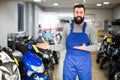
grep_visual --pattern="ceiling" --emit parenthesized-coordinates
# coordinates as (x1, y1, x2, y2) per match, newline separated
(30, 0, 120, 9)
(3, 0, 120, 9)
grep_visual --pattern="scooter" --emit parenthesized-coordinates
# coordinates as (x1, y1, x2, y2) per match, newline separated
(0, 46, 21, 80)
(22, 44, 51, 80)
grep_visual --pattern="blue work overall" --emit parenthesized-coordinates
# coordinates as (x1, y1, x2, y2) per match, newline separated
(63, 22, 92, 80)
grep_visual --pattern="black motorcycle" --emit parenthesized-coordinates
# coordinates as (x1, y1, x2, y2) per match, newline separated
(107, 35, 120, 80)
(96, 36, 111, 69)
(108, 48, 120, 80)
(96, 36, 108, 63)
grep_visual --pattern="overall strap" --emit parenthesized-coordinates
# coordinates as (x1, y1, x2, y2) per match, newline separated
(82, 22, 87, 33)
(70, 21, 74, 32)
(70, 21, 87, 33)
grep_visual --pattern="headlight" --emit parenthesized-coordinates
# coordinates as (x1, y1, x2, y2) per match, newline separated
(27, 70, 33, 77)
(31, 64, 44, 73)
(43, 54, 49, 58)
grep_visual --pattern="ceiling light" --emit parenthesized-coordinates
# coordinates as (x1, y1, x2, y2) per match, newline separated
(33, 0, 42, 2)
(53, 3, 59, 6)
(75, 3, 79, 5)
(103, 2, 110, 5)
(59, 13, 64, 17)
(83, 0, 86, 4)
(96, 3, 102, 6)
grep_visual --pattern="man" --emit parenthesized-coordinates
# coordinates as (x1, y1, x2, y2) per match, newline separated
(49, 4, 98, 80)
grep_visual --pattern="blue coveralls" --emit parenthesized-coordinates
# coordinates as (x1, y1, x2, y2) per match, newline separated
(63, 22, 92, 80)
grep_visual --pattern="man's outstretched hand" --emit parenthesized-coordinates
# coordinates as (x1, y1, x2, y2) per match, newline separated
(73, 43, 87, 50)
(36, 42, 50, 50)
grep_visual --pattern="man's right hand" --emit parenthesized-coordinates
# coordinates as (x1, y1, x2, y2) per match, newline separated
(36, 43, 50, 49)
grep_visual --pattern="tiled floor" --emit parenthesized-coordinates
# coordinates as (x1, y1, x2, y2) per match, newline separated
(53, 50, 109, 80)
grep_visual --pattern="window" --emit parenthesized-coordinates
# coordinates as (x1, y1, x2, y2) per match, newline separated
(18, 3, 24, 32)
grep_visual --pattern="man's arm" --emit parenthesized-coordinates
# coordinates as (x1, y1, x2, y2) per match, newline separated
(50, 24, 68, 51)
(87, 25, 98, 51)
(74, 24, 98, 51)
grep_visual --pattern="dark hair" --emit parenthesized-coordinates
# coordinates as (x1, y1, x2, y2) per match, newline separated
(73, 4, 85, 12)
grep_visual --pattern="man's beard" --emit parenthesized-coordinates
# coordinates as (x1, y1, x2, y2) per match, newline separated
(74, 16, 84, 25)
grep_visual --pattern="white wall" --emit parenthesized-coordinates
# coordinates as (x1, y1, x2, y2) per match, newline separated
(25, 2, 43, 39)
(113, 5, 120, 19)
(0, 1, 27, 47)
(39, 12, 62, 28)
(34, 5, 43, 38)
(86, 9, 113, 29)
(41, 8, 113, 30)
(0, 1, 18, 47)
(25, 2, 34, 36)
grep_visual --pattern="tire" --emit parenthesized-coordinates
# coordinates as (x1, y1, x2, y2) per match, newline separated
(96, 57, 100, 63)
(96, 52, 102, 63)
(99, 58, 106, 69)
(113, 71, 120, 80)
(47, 67, 53, 80)
(108, 62, 120, 80)
(108, 64, 112, 80)
(18, 61, 25, 80)
(96, 43, 105, 63)
(51, 60, 54, 70)
(57, 51, 60, 59)
(53, 51, 59, 64)
(109, 71, 120, 80)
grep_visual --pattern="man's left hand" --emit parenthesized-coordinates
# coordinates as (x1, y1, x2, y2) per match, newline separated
(73, 43, 87, 50)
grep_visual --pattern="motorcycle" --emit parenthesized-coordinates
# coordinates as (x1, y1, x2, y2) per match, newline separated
(36, 35, 60, 65)
(96, 36, 108, 63)
(0, 46, 21, 80)
(7, 33, 27, 79)
(32, 44, 53, 80)
(108, 48, 120, 80)
(22, 44, 51, 80)
(96, 36, 111, 69)
(107, 35, 120, 80)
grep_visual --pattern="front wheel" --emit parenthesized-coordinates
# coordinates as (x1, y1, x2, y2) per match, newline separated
(53, 51, 59, 64)
(96, 52, 102, 63)
(114, 71, 120, 80)
(109, 68, 120, 80)
(99, 58, 107, 69)
(46, 67, 53, 80)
